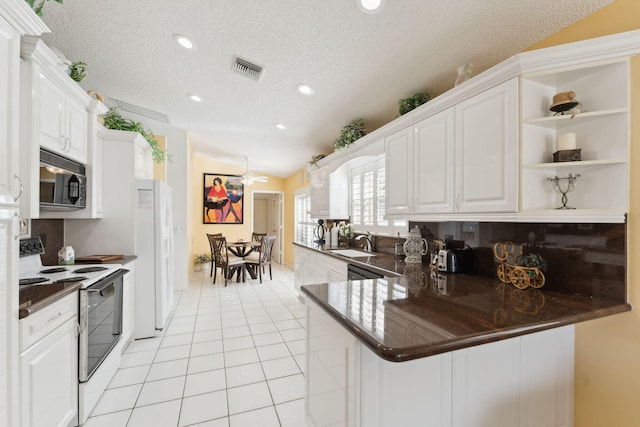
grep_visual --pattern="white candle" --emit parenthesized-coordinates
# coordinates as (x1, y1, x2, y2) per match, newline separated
(557, 132, 577, 151)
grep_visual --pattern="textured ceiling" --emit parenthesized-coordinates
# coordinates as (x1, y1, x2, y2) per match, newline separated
(39, 0, 613, 178)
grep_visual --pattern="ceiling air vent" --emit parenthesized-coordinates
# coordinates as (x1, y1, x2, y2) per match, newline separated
(232, 56, 264, 81)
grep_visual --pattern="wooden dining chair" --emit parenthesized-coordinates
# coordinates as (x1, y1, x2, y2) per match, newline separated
(210, 236, 245, 286)
(251, 232, 267, 243)
(245, 235, 276, 283)
(206, 233, 223, 277)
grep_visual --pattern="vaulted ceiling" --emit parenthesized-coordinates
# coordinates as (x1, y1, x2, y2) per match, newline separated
(39, 0, 613, 177)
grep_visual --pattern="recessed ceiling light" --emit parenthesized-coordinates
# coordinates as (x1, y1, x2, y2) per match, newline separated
(188, 94, 202, 102)
(174, 34, 195, 50)
(358, 0, 385, 13)
(296, 84, 314, 95)
(275, 123, 287, 130)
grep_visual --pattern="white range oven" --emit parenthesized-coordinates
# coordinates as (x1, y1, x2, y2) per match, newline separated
(19, 237, 128, 425)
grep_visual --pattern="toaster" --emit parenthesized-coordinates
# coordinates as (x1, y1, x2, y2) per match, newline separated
(437, 247, 475, 274)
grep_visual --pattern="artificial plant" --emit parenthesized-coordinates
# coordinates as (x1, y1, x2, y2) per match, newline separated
(25, 0, 63, 16)
(333, 119, 367, 151)
(102, 107, 171, 163)
(399, 93, 431, 115)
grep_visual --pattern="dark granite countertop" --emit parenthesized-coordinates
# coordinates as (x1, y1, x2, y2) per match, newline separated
(293, 241, 405, 277)
(302, 275, 630, 362)
(19, 283, 81, 319)
(298, 242, 631, 362)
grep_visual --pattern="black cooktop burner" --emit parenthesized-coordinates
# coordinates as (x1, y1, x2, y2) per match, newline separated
(54, 276, 88, 284)
(74, 266, 108, 273)
(40, 267, 68, 274)
(19, 277, 49, 286)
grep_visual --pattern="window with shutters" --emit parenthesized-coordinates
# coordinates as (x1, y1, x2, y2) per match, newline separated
(294, 189, 315, 245)
(349, 155, 406, 235)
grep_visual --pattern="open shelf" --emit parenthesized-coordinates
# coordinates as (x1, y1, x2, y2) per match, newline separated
(522, 159, 627, 169)
(523, 108, 627, 127)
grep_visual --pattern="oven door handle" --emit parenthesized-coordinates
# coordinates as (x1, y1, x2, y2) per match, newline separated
(85, 269, 129, 293)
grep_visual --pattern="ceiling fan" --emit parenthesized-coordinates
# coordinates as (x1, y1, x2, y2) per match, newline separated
(241, 156, 268, 185)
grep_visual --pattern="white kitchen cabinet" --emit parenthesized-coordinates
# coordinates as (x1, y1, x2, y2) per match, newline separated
(454, 77, 518, 213)
(386, 79, 517, 217)
(39, 72, 88, 163)
(384, 126, 413, 215)
(20, 292, 78, 427)
(0, 15, 21, 201)
(309, 165, 329, 219)
(0, 198, 21, 427)
(294, 246, 348, 297)
(306, 297, 574, 427)
(386, 108, 455, 215)
(20, 39, 94, 220)
(306, 298, 360, 427)
(520, 59, 628, 218)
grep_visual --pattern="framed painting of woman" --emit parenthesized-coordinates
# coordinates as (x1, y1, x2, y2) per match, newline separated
(203, 173, 244, 224)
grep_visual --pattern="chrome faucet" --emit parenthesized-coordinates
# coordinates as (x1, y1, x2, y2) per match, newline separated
(356, 232, 373, 253)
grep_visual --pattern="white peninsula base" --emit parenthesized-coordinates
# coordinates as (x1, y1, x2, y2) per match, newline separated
(305, 298, 574, 427)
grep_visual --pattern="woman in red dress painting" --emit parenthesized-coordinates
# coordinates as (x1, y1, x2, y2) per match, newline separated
(206, 177, 229, 222)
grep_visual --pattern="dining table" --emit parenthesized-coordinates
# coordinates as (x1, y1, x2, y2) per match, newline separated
(227, 240, 261, 280)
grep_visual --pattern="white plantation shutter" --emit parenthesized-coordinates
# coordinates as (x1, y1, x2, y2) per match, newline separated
(294, 189, 314, 245)
(351, 173, 362, 226)
(348, 155, 406, 235)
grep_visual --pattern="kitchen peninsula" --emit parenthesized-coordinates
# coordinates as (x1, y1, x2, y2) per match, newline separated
(301, 253, 629, 426)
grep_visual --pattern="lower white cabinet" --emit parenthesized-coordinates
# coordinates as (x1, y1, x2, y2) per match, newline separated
(294, 246, 348, 296)
(20, 292, 78, 427)
(306, 298, 574, 427)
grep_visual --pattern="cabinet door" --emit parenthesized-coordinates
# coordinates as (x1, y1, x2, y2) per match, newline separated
(306, 299, 360, 427)
(39, 73, 66, 155)
(451, 336, 521, 427)
(455, 78, 518, 213)
(413, 108, 455, 213)
(20, 317, 78, 427)
(309, 166, 329, 218)
(385, 126, 413, 215)
(0, 17, 20, 198)
(64, 98, 88, 163)
(0, 205, 20, 427)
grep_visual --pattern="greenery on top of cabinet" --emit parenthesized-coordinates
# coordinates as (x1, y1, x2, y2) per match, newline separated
(333, 119, 367, 151)
(102, 108, 171, 163)
(25, 0, 62, 16)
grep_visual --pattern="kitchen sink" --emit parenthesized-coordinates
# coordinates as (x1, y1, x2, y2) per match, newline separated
(329, 249, 377, 258)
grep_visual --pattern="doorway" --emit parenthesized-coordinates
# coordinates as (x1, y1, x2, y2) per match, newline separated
(251, 191, 284, 264)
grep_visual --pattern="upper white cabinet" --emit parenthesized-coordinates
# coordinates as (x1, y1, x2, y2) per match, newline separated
(520, 60, 629, 216)
(20, 39, 96, 219)
(0, 15, 21, 200)
(386, 78, 517, 217)
(309, 165, 329, 219)
(454, 78, 518, 213)
(386, 108, 455, 215)
(39, 72, 88, 163)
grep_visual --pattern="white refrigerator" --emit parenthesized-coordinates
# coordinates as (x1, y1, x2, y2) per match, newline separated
(66, 177, 175, 339)
(134, 179, 174, 338)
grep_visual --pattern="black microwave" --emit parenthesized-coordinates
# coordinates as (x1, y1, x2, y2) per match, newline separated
(39, 148, 87, 210)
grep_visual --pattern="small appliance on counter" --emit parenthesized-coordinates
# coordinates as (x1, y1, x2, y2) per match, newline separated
(437, 239, 475, 274)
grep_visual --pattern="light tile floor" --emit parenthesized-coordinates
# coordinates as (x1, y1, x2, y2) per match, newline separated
(84, 263, 309, 427)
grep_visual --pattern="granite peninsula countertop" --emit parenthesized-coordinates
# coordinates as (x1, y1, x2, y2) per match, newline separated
(296, 242, 631, 362)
